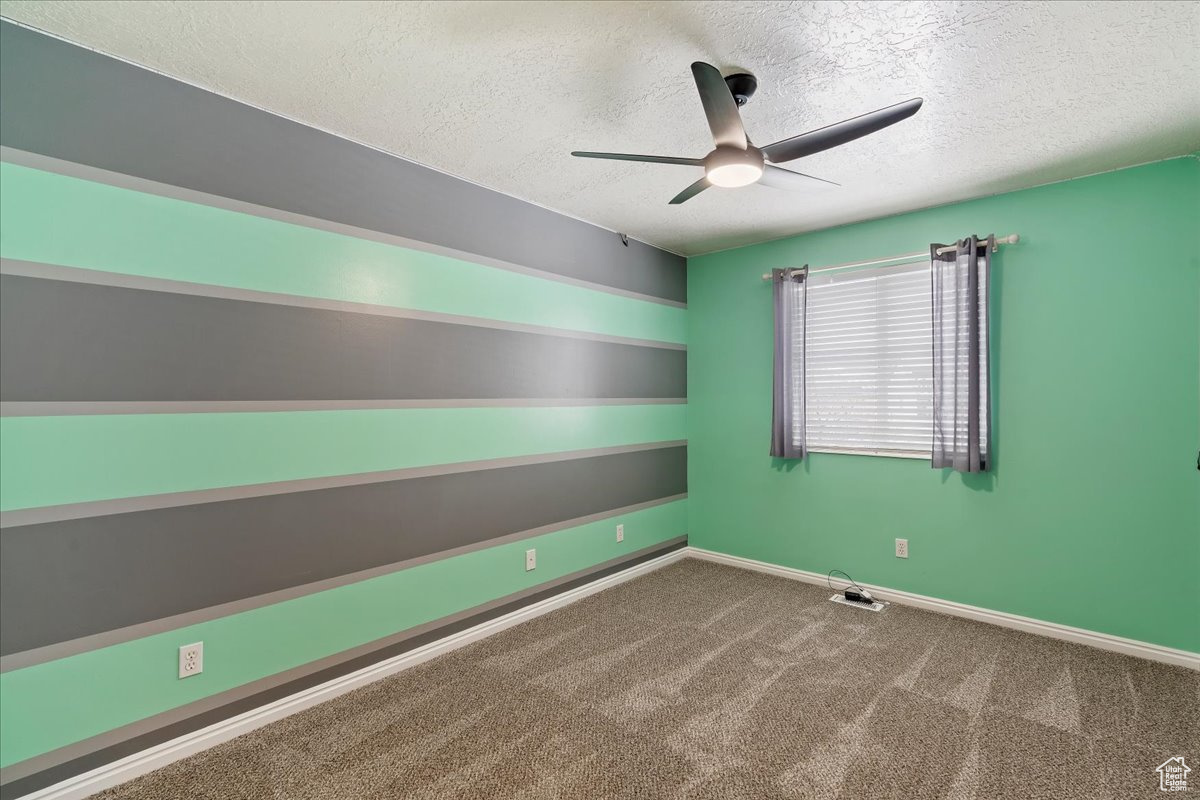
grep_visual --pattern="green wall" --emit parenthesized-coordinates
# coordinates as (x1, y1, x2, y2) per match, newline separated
(0, 161, 687, 775)
(0, 406, 685, 511)
(687, 157, 1200, 652)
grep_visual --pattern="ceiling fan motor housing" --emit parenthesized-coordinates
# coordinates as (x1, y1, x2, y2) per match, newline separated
(724, 72, 758, 106)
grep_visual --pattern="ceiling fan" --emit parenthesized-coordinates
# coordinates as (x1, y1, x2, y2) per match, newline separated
(571, 62, 922, 205)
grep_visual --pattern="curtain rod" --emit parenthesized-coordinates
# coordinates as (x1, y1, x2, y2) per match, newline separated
(760, 233, 1020, 281)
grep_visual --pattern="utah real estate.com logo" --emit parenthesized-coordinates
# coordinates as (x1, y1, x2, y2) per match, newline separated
(1157, 757, 1191, 792)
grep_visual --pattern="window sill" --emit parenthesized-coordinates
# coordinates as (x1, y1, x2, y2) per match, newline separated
(808, 447, 928, 460)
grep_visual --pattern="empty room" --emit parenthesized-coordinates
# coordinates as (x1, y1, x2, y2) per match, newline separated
(0, 1, 1196, 798)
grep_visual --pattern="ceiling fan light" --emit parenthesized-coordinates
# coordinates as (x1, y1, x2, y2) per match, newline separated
(704, 146, 765, 188)
(706, 162, 763, 188)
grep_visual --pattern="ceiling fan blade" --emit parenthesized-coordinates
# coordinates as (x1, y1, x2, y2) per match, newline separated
(762, 97, 923, 163)
(571, 151, 704, 166)
(690, 62, 747, 149)
(757, 164, 840, 190)
(669, 176, 711, 205)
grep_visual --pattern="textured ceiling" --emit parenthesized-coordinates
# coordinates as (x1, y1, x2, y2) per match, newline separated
(2, 1, 1198, 256)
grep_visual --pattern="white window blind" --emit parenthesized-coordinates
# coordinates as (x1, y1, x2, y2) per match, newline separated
(800, 260, 933, 456)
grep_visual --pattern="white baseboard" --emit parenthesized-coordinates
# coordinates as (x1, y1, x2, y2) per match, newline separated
(686, 546, 1200, 671)
(17, 548, 686, 800)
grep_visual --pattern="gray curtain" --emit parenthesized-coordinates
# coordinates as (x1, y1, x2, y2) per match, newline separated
(770, 266, 808, 459)
(930, 236, 992, 472)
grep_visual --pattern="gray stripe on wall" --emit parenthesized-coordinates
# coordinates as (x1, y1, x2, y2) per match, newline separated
(0, 398, 687, 416)
(0, 260, 686, 352)
(0, 273, 686, 402)
(0, 492, 688, 672)
(0, 22, 686, 302)
(0, 440, 687, 528)
(1, 445, 687, 658)
(0, 146, 687, 310)
(0, 539, 686, 793)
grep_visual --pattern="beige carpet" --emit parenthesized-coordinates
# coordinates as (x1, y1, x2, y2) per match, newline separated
(95, 559, 1198, 799)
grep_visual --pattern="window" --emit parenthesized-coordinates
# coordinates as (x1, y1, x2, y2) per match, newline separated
(801, 261, 932, 456)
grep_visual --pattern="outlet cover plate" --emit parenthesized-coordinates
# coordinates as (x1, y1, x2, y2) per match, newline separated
(178, 642, 203, 678)
(895, 538, 909, 559)
(616, 524, 624, 542)
(525, 548, 536, 571)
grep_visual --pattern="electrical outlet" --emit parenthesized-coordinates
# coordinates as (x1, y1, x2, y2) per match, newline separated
(616, 524, 624, 543)
(178, 642, 203, 678)
(895, 538, 909, 559)
(525, 548, 536, 571)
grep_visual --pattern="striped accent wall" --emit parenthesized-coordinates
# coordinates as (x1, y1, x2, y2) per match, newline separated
(0, 21, 687, 798)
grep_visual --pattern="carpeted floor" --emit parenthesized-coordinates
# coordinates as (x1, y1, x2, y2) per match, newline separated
(95, 559, 1198, 799)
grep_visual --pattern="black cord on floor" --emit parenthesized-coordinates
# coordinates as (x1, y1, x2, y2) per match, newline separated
(826, 569, 865, 595)
(826, 569, 887, 607)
